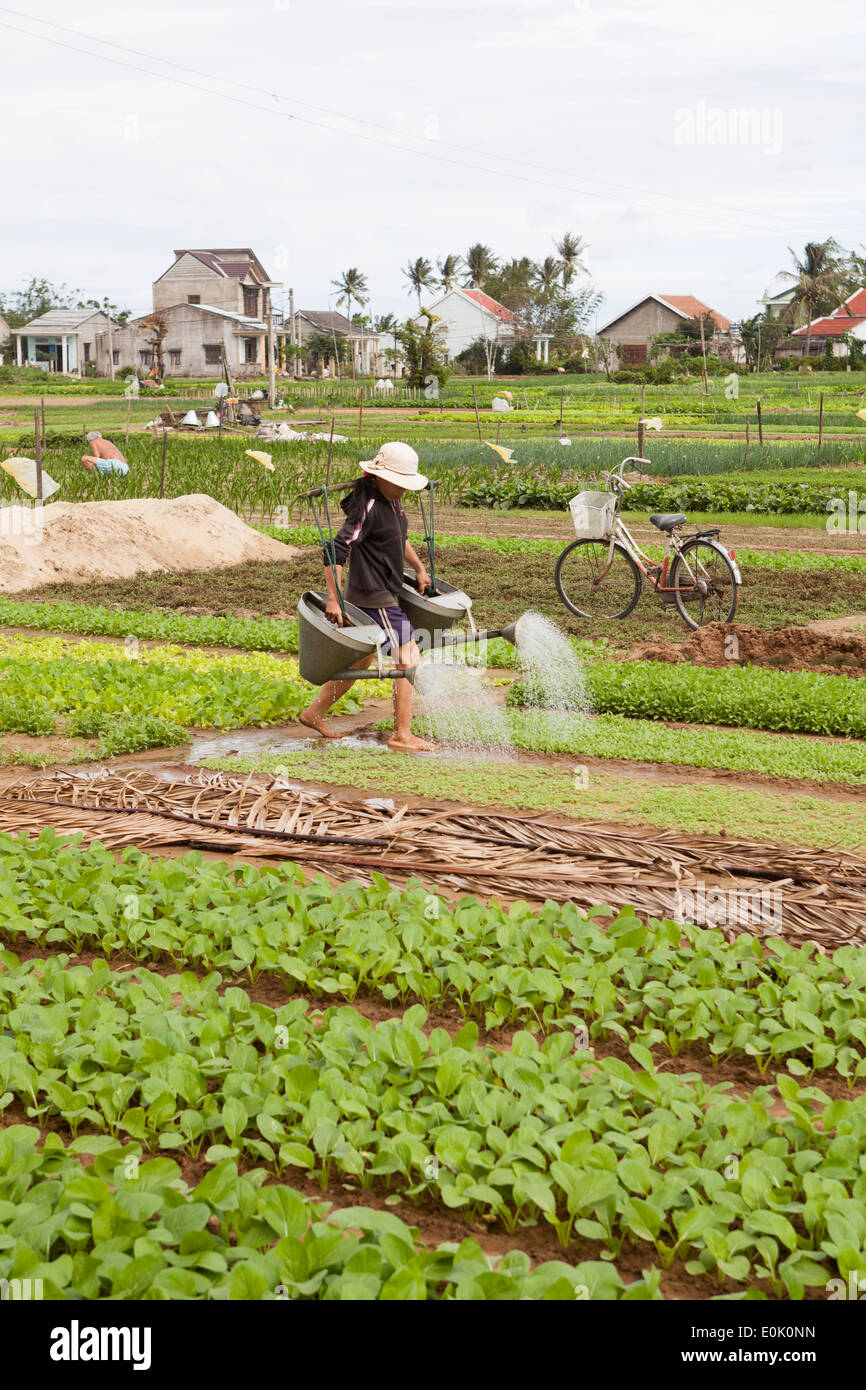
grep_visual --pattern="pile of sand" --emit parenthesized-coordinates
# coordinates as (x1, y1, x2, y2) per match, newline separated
(0, 494, 301, 592)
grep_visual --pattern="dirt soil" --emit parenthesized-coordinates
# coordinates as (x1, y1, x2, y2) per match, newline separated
(0, 493, 300, 591)
(629, 620, 866, 677)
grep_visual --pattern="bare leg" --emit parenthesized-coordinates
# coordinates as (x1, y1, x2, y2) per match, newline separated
(299, 653, 375, 737)
(387, 641, 431, 753)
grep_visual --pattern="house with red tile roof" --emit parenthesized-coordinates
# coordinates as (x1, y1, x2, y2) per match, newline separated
(596, 293, 735, 368)
(792, 288, 866, 356)
(415, 286, 516, 362)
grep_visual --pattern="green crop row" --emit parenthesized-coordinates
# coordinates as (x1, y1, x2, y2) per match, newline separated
(556, 659, 866, 739)
(1, 1126, 642, 1301)
(0, 596, 300, 654)
(4, 830, 866, 1077)
(2, 950, 864, 1297)
(459, 473, 863, 515)
(5, 432, 863, 516)
(407, 709, 866, 785)
(0, 633, 366, 747)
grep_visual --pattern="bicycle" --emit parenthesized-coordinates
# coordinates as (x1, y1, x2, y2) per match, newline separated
(555, 457, 741, 631)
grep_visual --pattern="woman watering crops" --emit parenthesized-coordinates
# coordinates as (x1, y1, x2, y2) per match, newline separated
(298, 442, 433, 753)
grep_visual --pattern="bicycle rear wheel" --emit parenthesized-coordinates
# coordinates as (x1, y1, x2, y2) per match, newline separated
(555, 539, 642, 620)
(670, 538, 739, 629)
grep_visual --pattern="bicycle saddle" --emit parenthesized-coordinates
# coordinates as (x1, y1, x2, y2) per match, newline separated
(649, 513, 687, 532)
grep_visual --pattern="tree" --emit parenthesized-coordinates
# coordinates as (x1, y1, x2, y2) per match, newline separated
(436, 254, 464, 292)
(374, 313, 400, 374)
(738, 313, 790, 371)
(0, 276, 80, 329)
(483, 257, 536, 318)
(331, 268, 368, 379)
(306, 330, 349, 373)
(78, 295, 131, 326)
(463, 244, 499, 289)
(403, 257, 435, 309)
(532, 256, 562, 296)
(138, 313, 168, 383)
(778, 239, 843, 359)
(397, 311, 449, 390)
(555, 232, 589, 289)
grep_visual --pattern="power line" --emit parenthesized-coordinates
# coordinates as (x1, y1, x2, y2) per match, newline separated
(0, 5, 789, 227)
(0, 9, 785, 231)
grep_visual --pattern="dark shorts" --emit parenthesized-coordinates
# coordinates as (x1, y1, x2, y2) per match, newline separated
(358, 604, 415, 656)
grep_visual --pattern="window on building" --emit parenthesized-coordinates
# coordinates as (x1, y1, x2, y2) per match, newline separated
(188, 295, 200, 305)
(243, 337, 257, 364)
(204, 344, 223, 365)
(139, 350, 152, 366)
(169, 350, 182, 368)
(112, 350, 119, 366)
(83, 343, 92, 362)
(243, 288, 258, 316)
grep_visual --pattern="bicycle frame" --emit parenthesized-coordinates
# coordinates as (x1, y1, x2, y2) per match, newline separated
(596, 460, 739, 596)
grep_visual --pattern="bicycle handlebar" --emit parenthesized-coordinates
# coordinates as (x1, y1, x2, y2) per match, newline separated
(604, 456, 653, 493)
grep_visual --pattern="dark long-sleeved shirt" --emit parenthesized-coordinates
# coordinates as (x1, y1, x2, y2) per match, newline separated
(327, 476, 408, 607)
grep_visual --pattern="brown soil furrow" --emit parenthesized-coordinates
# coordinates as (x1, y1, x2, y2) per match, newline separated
(5, 935, 863, 1101)
(0, 1103, 820, 1301)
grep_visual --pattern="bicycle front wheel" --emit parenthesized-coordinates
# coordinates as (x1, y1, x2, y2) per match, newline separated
(670, 538, 739, 629)
(555, 539, 642, 620)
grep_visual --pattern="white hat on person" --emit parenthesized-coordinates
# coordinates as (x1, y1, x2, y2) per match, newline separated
(360, 441, 428, 491)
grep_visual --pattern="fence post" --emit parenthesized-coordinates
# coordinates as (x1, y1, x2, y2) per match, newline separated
(471, 385, 483, 442)
(34, 409, 43, 501)
(818, 390, 824, 453)
(159, 427, 167, 498)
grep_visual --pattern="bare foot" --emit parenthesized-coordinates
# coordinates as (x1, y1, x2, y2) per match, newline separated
(299, 710, 344, 739)
(387, 732, 433, 753)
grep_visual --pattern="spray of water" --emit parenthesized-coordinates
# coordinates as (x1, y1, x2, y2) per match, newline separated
(513, 611, 591, 715)
(414, 644, 514, 758)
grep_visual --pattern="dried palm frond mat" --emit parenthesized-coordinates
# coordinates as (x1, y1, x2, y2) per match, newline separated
(1, 769, 865, 948)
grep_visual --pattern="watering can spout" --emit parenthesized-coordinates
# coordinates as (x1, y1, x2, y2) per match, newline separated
(498, 616, 522, 648)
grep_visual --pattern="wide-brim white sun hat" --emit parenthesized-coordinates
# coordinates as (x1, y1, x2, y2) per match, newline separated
(360, 441, 428, 491)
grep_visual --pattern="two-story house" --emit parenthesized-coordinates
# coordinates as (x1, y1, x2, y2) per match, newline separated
(102, 249, 282, 378)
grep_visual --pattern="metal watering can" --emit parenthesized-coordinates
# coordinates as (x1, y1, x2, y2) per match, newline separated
(295, 475, 521, 687)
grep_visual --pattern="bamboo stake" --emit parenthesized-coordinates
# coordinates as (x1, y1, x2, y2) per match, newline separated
(358, 386, 364, 442)
(159, 427, 167, 498)
(40, 395, 46, 449)
(818, 390, 824, 454)
(756, 398, 763, 445)
(34, 409, 43, 502)
(471, 385, 483, 441)
(125, 393, 131, 444)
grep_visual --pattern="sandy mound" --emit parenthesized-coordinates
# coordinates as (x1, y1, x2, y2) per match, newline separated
(0, 494, 300, 592)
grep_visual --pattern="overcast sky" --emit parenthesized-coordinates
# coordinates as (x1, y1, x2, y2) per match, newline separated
(1, 0, 863, 327)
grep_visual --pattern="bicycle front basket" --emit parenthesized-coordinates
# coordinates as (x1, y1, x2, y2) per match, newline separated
(569, 490, 616, 540)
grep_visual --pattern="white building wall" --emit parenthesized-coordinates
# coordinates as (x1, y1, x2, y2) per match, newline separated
(417, 290, 514, 360)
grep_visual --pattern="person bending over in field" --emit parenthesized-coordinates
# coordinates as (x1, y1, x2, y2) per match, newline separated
(299, 441, 432, 753)
(81, 431, 130, 477)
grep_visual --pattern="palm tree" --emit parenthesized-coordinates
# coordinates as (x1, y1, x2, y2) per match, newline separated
(463, 243, 499, 289)
(437, 254, 464, 292)
(555, 232, 589, 290)
(403, 257, 435, 308)
(330, 267, 369, 378)
(778, 239, 842, 359)
(331, 267, 369, 325)
(533, 256, 562, 295)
